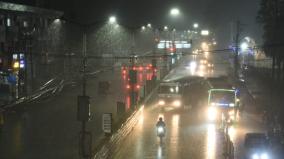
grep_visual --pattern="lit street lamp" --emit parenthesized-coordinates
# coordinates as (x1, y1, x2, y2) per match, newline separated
(109, 16, 116, 24)
(193, 23, 199, 28)
(170, 8, 180, 16)
(240, 42, 249, 51)
(141, 26, 146, 30)
(164, 26, 168, 30)
(147, 23, 152, 28)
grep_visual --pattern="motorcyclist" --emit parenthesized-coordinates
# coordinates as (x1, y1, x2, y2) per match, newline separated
(156, 117, 166, 128)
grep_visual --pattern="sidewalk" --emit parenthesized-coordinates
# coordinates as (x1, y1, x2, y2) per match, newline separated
(0, 61, 156, 159)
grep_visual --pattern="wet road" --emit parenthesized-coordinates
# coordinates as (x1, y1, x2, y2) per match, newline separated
(110, 95, 266, 159)
(111, 102, 225, 159)
(110, 53, 266, 159)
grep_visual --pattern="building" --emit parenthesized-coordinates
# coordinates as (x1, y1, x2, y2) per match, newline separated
(0, 1, 63, 98)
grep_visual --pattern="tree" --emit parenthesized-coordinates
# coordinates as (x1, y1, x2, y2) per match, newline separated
(257, 0, 284, 80)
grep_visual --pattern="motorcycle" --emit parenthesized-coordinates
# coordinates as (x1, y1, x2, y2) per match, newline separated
(157, 126, 165, 143)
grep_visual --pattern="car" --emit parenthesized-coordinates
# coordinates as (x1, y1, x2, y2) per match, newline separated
(244, 133, 270, 159)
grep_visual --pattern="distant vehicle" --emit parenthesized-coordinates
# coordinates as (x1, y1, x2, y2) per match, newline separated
(157, 82, 183, 110)
(244, 133, 270, 159)
(206, 77, 240, 125)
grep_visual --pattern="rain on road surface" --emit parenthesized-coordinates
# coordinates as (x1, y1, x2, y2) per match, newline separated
(110, 53, 266, 159)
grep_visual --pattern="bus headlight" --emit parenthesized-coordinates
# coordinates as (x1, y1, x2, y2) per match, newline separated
(173, 100, 181, 107)
(158, 100, 165, 106)
(208, 107, 217, 121)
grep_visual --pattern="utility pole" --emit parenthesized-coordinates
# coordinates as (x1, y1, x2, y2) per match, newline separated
(77, 30, 91, 159)
(234, 21, 241, 79)
(82, 33, 87, 96)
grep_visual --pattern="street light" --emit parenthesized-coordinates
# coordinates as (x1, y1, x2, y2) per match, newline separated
(164, 26, 168, 30)
(170, 8, 180, 16)
(141, 26, 146, 30)
(109, 16, 116, 24)
(240, 42, 249, 51)
(147, 23, 152, 28)
(193, 23, 199, 28)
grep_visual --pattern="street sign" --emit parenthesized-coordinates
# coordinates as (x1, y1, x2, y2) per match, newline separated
(102, 113, 112, 134)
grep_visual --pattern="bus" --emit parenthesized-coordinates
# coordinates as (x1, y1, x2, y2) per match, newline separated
(206, 78, 240, 124)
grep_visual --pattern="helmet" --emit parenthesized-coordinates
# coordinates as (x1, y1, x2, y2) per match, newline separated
(159, 117, 163, 121)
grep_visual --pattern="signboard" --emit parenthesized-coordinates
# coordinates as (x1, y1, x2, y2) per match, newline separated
(201, 30, 209, 36)
(157, 40, 191, 49)
(102, 113, 112, 134)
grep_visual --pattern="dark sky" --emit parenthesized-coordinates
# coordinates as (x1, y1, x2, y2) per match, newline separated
(4, 0, 263, 45)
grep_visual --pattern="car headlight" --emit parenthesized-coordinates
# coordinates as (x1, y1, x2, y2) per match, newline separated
(208, 106, 217, 121)
(158, 100, 165, 105)
(173, 100, 181, 107)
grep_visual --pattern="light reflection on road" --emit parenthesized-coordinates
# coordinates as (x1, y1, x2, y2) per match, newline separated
(157, 145, 163, 159)
(206, 124, 216, 159)
(169, 114, 180, 158)
(228, 126, 236, 141)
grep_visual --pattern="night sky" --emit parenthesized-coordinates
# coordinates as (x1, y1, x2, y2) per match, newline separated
(4, 0, 263, 46)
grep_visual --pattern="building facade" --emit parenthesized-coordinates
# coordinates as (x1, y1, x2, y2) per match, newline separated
(0, 1, 63, 99)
